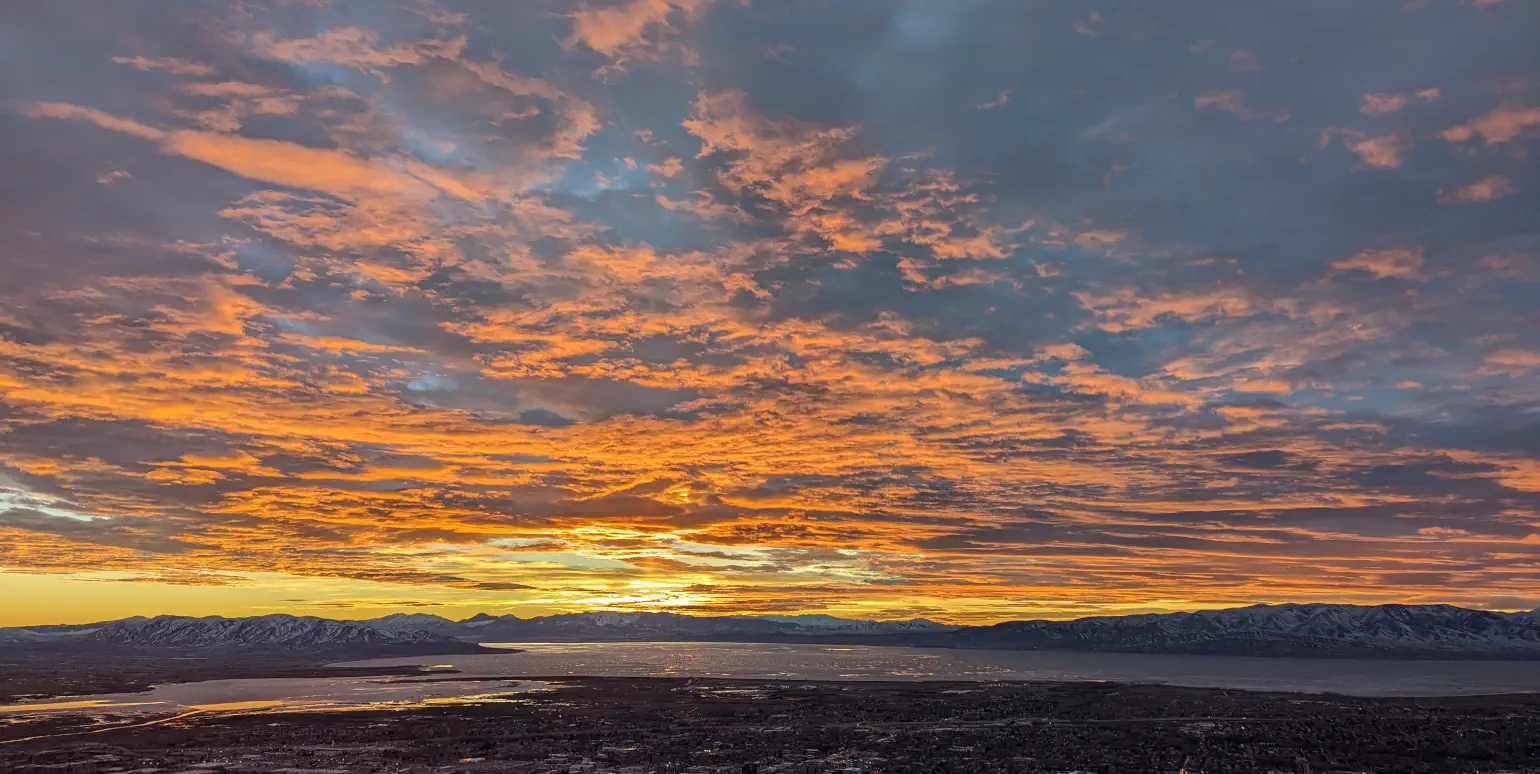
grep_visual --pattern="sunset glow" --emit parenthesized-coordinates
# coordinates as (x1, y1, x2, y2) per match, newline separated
(1, 0, 1538, 626)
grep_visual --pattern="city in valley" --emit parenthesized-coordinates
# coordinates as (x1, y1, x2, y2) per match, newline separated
(6, 677, 1540, 774)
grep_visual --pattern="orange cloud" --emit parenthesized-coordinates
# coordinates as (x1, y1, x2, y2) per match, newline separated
(1075, 286, 1258, 332)
(1480, 347, 1540, 376)
(18, 102, 467, 202)
(1330, 247, 1425, 280)
(1442, 103, 1540, 145)
(685, 89, 886, 215)
(110, 55, 216, 76)
(16, 101, 166, 141)
(249, 27, 467, 74)
(1347, 133, 1414, 169)
(1439, 174, 1517, 203)
(565, 0, 712, 60)
(166, 132, 437, 200)
(649, 156, 684, 176)
(1361, 88, 1438, 116)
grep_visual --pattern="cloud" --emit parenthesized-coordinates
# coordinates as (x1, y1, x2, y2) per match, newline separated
(1480, 348, 1540, 377)
(4, 0, 1540, 623)
(1361, 88, 1438, 116)
(1439, 174, 1517, 203)
(19, 102, 448, 201)
(565, 0, 712, 60)
(976, 90, 1011, 110)
(685, 89, 886, 215)
(648, 156, 684, 176)
(1329, 247, 1426, 280)
(1074, 11, 1103, 37)
(248, 27, 467, 74)
(1347, 133, 1414, 169)
(166, 132, 438, 200)
(1442, 103, 1540, 145)
(1075, 287, 1259, 332)
(1194, 90, 1289, 122)
(1482, 255, 1540, 281)
(110, 56, 216, 77)
(16, 102, 166, 141)
(1229, 50, 1264, 72)
(460, 60, 601, 159)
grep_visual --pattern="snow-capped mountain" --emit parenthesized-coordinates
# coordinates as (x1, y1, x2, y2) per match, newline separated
(442, 611, 958, 641)
(83, 614, 484, 655)
(759, 615, 954, 633)
(435, 605, 1540, 656)
(458, 612, 512, 628)
(448, 611, 795, 641)
(360, 612, 457, 635)
(943, 603, 1540, 659)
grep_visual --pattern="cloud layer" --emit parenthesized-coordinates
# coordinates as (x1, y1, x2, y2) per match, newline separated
(1, 0, 1538, 624)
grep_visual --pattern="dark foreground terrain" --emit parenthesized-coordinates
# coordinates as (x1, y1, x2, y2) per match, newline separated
(6, 677, 1540, 773)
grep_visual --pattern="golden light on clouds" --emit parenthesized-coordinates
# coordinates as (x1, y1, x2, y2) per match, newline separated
(0, 0, 1538, 626)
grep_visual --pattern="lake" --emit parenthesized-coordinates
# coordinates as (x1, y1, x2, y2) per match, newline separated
(0, 675, 546, 716)
(6, 641, 1539, 716)
(352, 641, 1540, 696)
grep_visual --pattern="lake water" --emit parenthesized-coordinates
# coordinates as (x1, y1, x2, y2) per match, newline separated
(350, 641, 1540, 697)
(0, 675, 545, 716)
(6, 641, 1539, 717)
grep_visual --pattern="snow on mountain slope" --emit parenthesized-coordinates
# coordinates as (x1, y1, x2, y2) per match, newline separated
(360, 613, 456, 634)
(86, 614, 479, 652)
(759, 615, 955, 633)
(447, 611, 957, 641)
(760, 614, 867, 629)
(949, 603, 1540, 658)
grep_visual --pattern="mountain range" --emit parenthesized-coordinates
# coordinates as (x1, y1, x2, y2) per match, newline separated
(5, 604, 1540, 660)
(0, 613, 485, 657)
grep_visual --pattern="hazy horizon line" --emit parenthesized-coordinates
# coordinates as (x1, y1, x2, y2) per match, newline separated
(7, 599, 1537, 631)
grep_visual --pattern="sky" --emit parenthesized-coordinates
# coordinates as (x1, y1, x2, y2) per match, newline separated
(1, 0, 1538, 627)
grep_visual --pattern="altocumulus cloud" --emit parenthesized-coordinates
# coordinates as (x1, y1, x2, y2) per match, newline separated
(0, 0, 1538, 623)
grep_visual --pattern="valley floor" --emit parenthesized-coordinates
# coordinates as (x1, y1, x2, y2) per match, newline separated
(4, 677, 1540, 773)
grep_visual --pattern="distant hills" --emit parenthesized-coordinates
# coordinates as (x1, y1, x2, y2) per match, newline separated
(443, 611, 957, 642)
(5, 603, 1540, 660)
(0, 613, 485, 658)
(938, 603, 1540, 659)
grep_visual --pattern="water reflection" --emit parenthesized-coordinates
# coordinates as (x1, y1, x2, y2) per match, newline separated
(348, 642, 1540, 697)
(1, 676, 546, 716)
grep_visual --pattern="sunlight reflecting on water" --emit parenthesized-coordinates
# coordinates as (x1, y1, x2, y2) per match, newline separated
(1, 677, 550, 716)
(345, 641, 1540, 697)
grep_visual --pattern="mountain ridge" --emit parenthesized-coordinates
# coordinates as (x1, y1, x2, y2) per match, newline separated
(6, 603, 1540, 659)
(0, 613, 487, 657)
